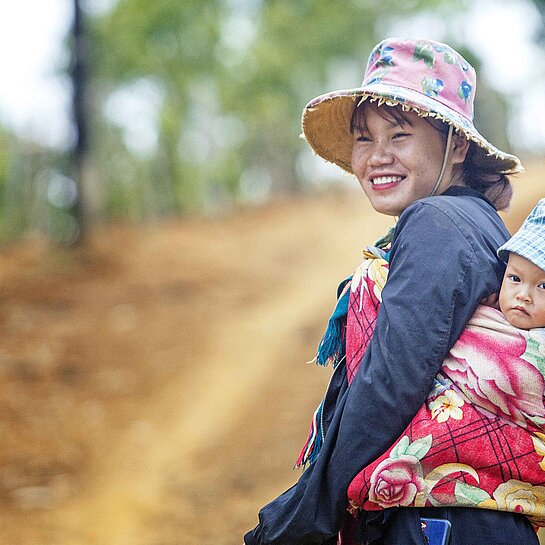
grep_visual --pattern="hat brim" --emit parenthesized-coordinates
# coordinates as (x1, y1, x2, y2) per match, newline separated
(497, 227, 545, 270)
(301, 85, 523, 176)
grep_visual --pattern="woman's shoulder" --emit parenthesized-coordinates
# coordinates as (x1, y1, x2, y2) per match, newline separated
(389, 194, 510, 274)
(402, 192, 498, 222)
(396, 193, 508, 247)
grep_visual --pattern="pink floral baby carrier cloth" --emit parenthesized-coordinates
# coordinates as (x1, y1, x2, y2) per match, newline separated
(341, 248, 545, 526)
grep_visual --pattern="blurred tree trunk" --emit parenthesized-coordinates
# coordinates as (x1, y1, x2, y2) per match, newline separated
(156, 100, 187, 213)
(71, 0, 88, 241)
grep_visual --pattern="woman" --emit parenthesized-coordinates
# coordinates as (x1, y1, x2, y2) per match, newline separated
(244, 38, 536, 545)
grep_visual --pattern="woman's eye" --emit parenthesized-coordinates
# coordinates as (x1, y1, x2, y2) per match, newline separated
(393, 132, 410, 139)
(507, 274, 521, 283)
(355, 134, 371, 143)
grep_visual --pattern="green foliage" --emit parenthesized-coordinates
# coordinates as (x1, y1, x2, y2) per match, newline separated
(86, 0, 472, 217)
(15, 0, 545, 242)
(0, 130, 9, 216)
(0, 132, 75, 243)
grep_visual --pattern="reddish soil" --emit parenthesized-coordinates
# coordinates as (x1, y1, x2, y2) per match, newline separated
(0, 164, 542, 545)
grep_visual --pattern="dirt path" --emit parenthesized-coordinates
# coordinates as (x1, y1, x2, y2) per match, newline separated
(0, 167, 542, 545)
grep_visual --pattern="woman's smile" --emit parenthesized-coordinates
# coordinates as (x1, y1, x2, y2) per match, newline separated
(369, 175, 405, 188)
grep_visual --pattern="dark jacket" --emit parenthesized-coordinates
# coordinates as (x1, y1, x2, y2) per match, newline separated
(244, 187, 538, 545)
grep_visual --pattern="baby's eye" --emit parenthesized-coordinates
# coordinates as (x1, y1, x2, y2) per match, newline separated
(538, 282, 545, 290)
(507, 274, 521, 283)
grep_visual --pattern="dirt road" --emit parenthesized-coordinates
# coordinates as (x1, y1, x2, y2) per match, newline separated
(0, 168, 542, 545)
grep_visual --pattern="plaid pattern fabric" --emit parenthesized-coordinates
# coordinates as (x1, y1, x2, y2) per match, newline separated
(348, 396, 545, 521)
(346, 252, 389, 384)
(346, 275, 381, 384)
(498, 198, 545, 271)
(345, 262, 545, 526)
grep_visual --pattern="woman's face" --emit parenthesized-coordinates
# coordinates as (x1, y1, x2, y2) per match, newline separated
(350, 105, 467, 216)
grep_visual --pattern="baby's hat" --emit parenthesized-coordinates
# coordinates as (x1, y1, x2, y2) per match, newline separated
(498, 198, 545, 271)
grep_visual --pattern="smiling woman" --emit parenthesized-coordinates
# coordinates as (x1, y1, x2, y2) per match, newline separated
(244, 37, 539, 545)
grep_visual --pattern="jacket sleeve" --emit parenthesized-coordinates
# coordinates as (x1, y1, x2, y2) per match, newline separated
(245, 200, 505, 545)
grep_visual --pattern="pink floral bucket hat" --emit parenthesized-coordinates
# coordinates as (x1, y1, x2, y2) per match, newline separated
(301, 37, 522, 175)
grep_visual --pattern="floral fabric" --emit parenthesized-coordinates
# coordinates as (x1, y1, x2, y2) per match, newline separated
(362, 39, 474, 120)
(346, 260, 545, 526)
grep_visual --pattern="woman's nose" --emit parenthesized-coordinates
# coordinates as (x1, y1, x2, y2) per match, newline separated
(367, 143, 394, 166)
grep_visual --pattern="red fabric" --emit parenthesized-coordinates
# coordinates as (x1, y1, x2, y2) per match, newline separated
(345, 267, 381, 384)
(345, 262, 545, 526)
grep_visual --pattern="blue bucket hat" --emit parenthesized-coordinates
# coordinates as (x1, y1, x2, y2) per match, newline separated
(498, 198, 545, 272)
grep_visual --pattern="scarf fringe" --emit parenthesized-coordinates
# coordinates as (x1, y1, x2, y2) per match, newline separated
(294, 398, 324, 469)
(316, 311, 346, 367)
(295, 287, 349, 468)
(295, 228, 394, 469)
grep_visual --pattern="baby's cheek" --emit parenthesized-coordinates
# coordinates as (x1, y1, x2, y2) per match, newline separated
(498, 284, 509, 314)
(533, 294, 545, 328)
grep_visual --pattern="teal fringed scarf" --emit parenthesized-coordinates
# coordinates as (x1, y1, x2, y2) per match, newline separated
(295, 228, 394, 469)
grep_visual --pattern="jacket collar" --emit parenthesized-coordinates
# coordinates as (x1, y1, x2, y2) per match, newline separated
(443, 186, 496, 210)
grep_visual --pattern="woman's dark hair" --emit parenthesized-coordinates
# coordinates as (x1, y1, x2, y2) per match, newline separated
(462, 143, 513, 211)
(350, 101, 513, 211)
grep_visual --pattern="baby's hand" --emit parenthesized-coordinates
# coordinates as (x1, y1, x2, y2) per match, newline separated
(481, 292, 500, 309)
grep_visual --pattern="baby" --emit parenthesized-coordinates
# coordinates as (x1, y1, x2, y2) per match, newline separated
(346, 199, 545, 522)
(498, 198, 545, 330)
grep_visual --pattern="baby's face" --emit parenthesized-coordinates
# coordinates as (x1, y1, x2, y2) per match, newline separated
(499, 252, 545, 329)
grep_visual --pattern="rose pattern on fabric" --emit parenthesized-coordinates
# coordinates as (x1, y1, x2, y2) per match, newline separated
(442, 306, 545, 429)
(361, 435, 478, 510)
(368, 455, 426, 507)
(368, 435, 430, 508)
(493, 480, 545, 518)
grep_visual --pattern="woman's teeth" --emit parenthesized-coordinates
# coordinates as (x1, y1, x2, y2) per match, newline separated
(372, 176, 403, 185)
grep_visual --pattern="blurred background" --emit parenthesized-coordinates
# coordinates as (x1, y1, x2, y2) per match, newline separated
(0, 1, 544, 544)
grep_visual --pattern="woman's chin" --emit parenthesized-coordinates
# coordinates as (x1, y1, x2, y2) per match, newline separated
(369, 200, 405, 217)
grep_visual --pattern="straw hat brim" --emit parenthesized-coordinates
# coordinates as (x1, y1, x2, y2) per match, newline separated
(301, 84, 523, 176)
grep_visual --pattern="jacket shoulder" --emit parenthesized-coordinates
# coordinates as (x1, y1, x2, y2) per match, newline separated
(398, 194, 509, 245)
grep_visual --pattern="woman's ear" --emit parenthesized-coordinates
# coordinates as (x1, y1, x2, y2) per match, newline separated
(451, 133, 470, 165)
